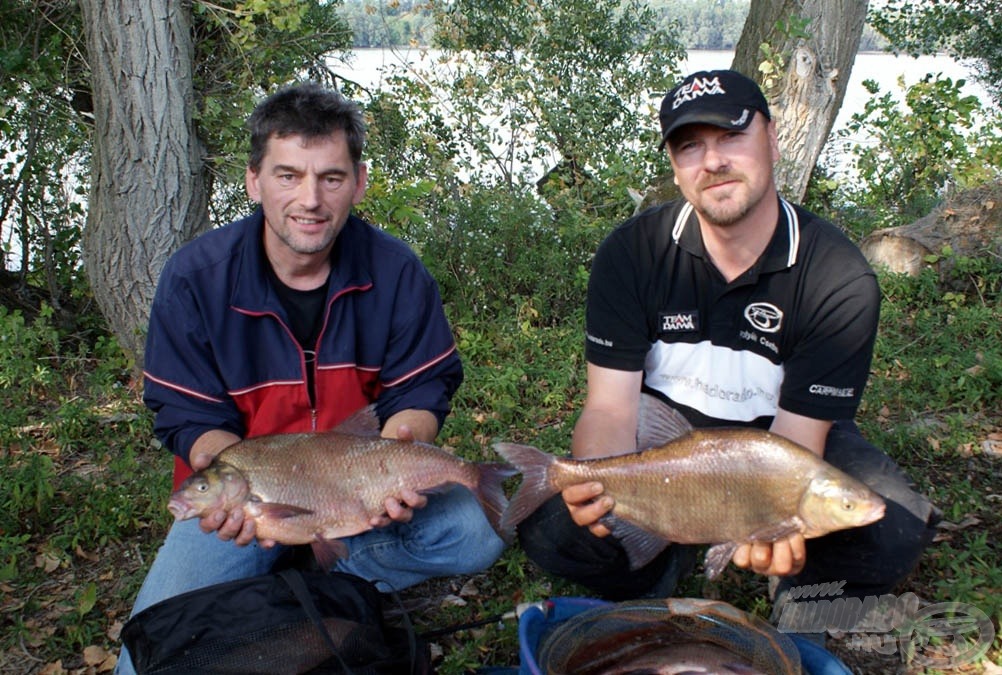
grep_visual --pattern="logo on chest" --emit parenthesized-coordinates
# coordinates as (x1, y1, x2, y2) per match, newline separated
(659, 310, 699, 334)
(744, 302, 783, 333)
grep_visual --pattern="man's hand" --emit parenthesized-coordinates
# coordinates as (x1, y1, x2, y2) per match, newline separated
(562, 482, 615, 537)
(731, 534, 806, 576)
(369, 487, 428, 528)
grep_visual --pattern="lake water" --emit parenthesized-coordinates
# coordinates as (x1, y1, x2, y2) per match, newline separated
(331, 47, 990, 158)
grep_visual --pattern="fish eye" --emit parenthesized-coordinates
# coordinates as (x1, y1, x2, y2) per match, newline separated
(196, 482, 209, 492)
(842, 498, 854, 511)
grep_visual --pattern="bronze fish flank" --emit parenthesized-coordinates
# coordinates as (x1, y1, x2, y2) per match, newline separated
(168, 406, 515, 568)
(497, 395, 886, 579)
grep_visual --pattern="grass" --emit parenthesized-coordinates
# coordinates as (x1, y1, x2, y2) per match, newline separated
(0, 257, 1000, 674)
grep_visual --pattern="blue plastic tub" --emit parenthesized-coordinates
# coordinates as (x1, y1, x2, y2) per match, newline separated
(516, 597, 852, 675)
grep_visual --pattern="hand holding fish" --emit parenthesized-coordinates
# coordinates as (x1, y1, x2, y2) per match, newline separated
(187, 430, 275, 548)
(732, 535, 806, 576)
(562, 482, 615, 538)
(369, 487, 428, 527)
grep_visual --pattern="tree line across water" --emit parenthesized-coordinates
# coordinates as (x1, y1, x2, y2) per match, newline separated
(342, 0, 888, 51)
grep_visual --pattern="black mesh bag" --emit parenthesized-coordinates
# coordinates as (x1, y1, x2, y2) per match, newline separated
(121, 569, 431, 675)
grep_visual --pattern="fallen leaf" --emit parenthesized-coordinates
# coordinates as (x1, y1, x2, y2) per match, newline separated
(39, 661, 65, 675)
(982, 439, 1002, 457)
(98, 653, 118, 672)
(84, 645, 111, 666)
(459, 579, 479, 597)
(107, 620, 123, 641)
(982, 660, 1002, 675)
(75, 545, 100, 562)
(440, 594, 467, 608)
(35, 552, 60, 573)
(938, 515, 981, 531)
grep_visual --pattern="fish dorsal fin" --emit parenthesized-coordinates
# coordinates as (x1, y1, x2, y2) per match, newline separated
(636, 393, 693, 450)
(334, 404, 381, 437)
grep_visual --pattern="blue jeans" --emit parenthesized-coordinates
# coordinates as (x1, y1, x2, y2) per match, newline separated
(116, 485, 504, 675)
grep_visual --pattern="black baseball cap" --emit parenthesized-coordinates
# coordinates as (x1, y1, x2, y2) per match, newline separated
(658, 70, 771, 150)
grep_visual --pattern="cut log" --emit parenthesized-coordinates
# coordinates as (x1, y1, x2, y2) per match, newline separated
(859, 182, 1002, 280)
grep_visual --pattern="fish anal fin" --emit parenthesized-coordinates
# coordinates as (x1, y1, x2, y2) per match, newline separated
(702, 518, 805, 580)
(603, 514, 671, 570)
(704, 542, 739, 580)
(311, 538, 350, 571)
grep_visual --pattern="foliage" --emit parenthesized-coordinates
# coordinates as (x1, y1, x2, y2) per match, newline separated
(814, 74, 1002, 234)
(0, 1, 90, 302)
(870, 0, 1002, 107)
(338, 0, 436, 47)
(0, 0, 353, 286)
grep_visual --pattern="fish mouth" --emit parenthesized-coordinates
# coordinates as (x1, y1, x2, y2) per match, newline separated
(867, 499, 887, 524)
(167, 499, 195, 521)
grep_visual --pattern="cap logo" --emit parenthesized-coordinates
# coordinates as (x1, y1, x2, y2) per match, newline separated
(730, 109, 750, 126)
(672, 75, 727, 110)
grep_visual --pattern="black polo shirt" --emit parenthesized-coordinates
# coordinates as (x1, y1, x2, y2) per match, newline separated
(585, 197, 879, 428)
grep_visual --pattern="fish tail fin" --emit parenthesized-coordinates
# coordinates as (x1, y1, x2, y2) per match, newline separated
(474, 462, 519, 541)
(493, 442, 558, 534)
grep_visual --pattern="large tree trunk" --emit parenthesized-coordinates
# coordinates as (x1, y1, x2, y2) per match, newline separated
(79, 0, 209, 362)
(732, 0, 868, 201)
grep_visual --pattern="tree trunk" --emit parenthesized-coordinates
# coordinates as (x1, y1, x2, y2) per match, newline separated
(859, 182, 1002, 281)
(732, 0, 868, 202)
(79, 0, 209, 362)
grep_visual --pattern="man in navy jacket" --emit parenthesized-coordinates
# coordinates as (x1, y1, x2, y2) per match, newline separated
(117, 83, 504, 674)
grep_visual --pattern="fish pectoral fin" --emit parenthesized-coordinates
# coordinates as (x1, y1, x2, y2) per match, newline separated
(603, 515, 671, 570)
(703, 542, 740, 580)
(311, 539, 350, 570)
(256, 503, 314, 519)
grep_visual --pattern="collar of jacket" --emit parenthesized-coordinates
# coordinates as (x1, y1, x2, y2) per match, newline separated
(228, 208, 375, 314)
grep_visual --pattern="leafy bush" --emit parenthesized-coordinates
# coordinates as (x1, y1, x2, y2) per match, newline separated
(818, 74, 1002, 235)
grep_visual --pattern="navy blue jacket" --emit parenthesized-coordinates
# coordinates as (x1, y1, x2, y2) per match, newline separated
(143, 209, 463, 487)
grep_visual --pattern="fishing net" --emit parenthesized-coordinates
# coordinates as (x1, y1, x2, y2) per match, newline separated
(121, 569, 430, 675)
(534, 597, 801, 675)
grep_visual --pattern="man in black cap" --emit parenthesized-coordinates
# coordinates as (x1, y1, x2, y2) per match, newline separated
(515, 70, 938, 617)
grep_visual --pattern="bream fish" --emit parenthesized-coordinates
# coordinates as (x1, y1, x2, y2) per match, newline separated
(168, 405, 515, 568)
(497, 394, 885, 579)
